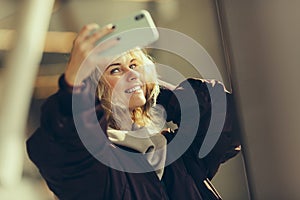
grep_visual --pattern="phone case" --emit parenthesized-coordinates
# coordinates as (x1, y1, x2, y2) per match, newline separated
(96, 10, 159, 57)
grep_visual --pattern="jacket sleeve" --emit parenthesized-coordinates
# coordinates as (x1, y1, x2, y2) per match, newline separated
(26, 75, 110, 199)
(158, 78, 241, 179)
(28, 74, 106, 146)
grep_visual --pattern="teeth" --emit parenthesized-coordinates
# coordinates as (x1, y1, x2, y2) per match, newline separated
(125, 86, 141, 93)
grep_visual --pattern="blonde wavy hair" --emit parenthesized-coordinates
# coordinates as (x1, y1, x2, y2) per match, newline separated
(89, 48, 161, 130)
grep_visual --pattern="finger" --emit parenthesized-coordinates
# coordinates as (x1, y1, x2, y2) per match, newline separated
(72, 24, 115, 54)
(87, 38, 120, 66)
(158, 79, 177, 90)
(87, 24, 116, 45)
(234, 145, 242, 151)
(93, 37, 120, 53)
(76, 23, 100, 42)
(78, 35, 119, 63)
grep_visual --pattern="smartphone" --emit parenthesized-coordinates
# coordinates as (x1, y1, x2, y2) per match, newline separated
(95, 10, 159, 57)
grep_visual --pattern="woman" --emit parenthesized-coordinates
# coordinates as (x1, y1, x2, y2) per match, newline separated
(27, 23, 241, 200)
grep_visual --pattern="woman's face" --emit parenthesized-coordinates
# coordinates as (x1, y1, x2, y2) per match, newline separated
(102, 52, 147, 110)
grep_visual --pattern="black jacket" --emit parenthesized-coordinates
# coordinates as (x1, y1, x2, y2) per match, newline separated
(26, 75, 240, 200)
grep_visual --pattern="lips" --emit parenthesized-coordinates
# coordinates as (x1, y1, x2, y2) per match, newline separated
(125, 85, 142, 94)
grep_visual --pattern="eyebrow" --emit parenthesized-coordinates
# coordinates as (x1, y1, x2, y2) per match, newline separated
(106, 58, 137, 70)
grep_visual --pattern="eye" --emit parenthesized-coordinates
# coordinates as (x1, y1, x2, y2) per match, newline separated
(110, 67, 121, 74)
(129, 63, 137, 69)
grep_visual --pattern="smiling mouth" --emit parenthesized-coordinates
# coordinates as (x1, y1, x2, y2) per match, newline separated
(125, 86, 142, 94)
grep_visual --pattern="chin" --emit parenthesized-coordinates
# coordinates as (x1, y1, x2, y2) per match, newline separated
(129, 97, 147, 110)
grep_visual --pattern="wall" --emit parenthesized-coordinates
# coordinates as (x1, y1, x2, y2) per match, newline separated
(222, 0, 300, 199)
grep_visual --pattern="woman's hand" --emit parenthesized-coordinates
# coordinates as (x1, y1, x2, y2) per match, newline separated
(65, 23, 117, 86)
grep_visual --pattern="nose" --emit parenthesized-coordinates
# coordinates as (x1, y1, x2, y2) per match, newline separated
(126, 68, 140, 81)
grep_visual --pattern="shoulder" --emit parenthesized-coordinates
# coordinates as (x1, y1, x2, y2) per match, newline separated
(157, 78, 231, 123)
(177, 78, 230, 94)
(160, 78, 231, 106)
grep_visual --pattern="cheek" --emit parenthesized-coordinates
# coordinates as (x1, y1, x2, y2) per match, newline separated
(106, 77, 128, 96)
(140, 66, 155, 84)
(105, 77, 119, 89)
(136, 68, 146, 82)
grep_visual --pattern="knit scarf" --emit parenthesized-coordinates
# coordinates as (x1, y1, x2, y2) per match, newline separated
(107, 125, 167, 180)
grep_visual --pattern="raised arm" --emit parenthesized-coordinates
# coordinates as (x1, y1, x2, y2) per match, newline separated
(158, 78, 241, 179)
(26, 24, 119, 199)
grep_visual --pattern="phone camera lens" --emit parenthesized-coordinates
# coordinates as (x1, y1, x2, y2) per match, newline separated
(135, 14, 144, 21)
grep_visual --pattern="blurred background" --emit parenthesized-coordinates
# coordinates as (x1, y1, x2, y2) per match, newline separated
(1, 0, 300, 199)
